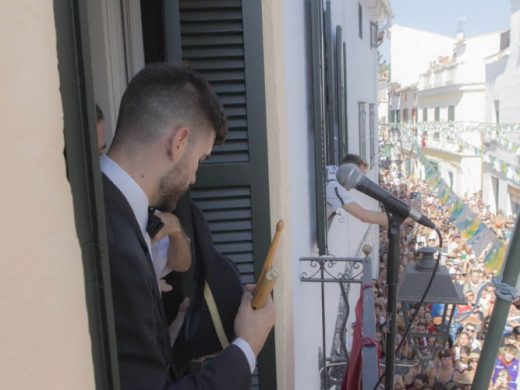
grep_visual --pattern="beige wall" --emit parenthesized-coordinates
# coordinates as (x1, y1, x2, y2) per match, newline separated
(0, 2, 95, 389)
(262, 1, 295, 389)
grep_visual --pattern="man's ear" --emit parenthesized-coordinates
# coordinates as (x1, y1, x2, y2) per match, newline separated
(168, 126, 191, 162)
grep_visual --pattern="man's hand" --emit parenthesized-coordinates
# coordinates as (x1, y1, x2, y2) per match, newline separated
(234, 284, 276, 356)
(153, 211, 192, 272)
(151, 211, 183, 243)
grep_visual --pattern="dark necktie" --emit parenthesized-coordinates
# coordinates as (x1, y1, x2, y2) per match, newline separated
(147, 208, 164, 239)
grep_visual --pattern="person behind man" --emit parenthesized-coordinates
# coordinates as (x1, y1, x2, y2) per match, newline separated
(101, 63, 275, 389)
(95, 103, 107, 154)
(326, 154, 389, 227)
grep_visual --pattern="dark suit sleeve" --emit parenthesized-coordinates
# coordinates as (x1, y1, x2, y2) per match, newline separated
(168, 345, 251, 389)
(104, 200, 251, 390)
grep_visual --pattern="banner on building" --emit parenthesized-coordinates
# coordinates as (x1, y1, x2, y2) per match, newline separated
(417, 149, 507, 273)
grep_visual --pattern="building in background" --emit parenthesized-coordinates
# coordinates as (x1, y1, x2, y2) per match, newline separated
(389, 22, 507, 200)
(483, 0, 520, 216)
(378, 63, 390, 123)
(418, 31, 502, 123)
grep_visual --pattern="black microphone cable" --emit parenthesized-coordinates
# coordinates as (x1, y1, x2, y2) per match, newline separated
(372, 227, 443, 390)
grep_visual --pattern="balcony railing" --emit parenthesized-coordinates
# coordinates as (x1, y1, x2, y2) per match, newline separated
(419, 64, 458, 90)
(300, 241, 378, 390)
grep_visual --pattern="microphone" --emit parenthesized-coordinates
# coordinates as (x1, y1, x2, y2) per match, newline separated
(336, 163, 436, 229)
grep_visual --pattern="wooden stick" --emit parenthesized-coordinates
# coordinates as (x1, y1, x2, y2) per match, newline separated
(252, 269, 278, 309)
(256, 220, 284, 291)
(252, 220, 284, 309)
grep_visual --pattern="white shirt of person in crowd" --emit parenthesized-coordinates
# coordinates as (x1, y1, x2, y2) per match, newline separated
(325, 164, 389, 227)
(325, 165, 354, 217)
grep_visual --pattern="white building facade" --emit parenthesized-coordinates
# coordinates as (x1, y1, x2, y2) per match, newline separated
(483, 0, 520, 216)
(418, 32, 502, 123)
(411, 31, 501, 199)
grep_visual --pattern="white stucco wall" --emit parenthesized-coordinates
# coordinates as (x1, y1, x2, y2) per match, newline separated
(263, 1, 387, 389)
(482, 171, 520, 216)
(0, 2, 95, 389)
(453, 33, 501, 84)
(263, 0, 323, 388)
(425, 155, 481, 199)
(460, 157, 483, 196)
(341, 0, 380, 158)
(283, 0, 327, 387)
(482, 2, 520, 220)
(486, 1, 520, 123)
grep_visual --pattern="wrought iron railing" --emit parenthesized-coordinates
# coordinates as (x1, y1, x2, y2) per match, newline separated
(300, 240, 378, 390)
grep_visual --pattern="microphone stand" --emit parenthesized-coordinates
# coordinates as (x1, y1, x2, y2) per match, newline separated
(384, 213, 404, 390)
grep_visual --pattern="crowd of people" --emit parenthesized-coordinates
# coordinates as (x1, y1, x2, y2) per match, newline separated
(372, 165, 518, 389)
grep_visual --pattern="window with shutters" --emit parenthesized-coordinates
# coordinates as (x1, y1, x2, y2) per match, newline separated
(359, 102, 367, 162)
(191, 187, 256, 282)
(358, 3, 363, 39)
(324, 1, 338, 166)
(336, 26, 348, 162)
(370, 22, 378, 48)
(508, 185, 520, 215)
(310, 0, 349, 255)
(423, 107, 428, 122)
(310, 0, 328, 254)
(369, 103, 376, 167)
(448, 105, 455, 121)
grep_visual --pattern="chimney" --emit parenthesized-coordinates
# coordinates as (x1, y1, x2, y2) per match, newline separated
(456, 17, 466, 40)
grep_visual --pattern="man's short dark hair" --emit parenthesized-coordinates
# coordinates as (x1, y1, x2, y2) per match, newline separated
(341, 153, 368, 168)
(112, 63, 227, 147)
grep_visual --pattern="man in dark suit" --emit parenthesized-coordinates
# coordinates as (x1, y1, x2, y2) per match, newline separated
(101, 63, 275, 389)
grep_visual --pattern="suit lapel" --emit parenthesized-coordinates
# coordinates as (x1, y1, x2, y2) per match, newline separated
(102, 174, 150, 255)
(102, 174, 166, 303)
(102, 173, 172, 356)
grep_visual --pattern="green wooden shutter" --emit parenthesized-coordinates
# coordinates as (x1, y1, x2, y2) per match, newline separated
(324, 1, 338, 166)
(163, 1, 276, 388)
(335, 27, 349, 162)
(310, 0, 328, 255)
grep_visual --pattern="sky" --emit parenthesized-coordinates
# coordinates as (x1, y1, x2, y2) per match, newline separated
(389, 0, 511, 38)
(380, 0, 511, 62)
